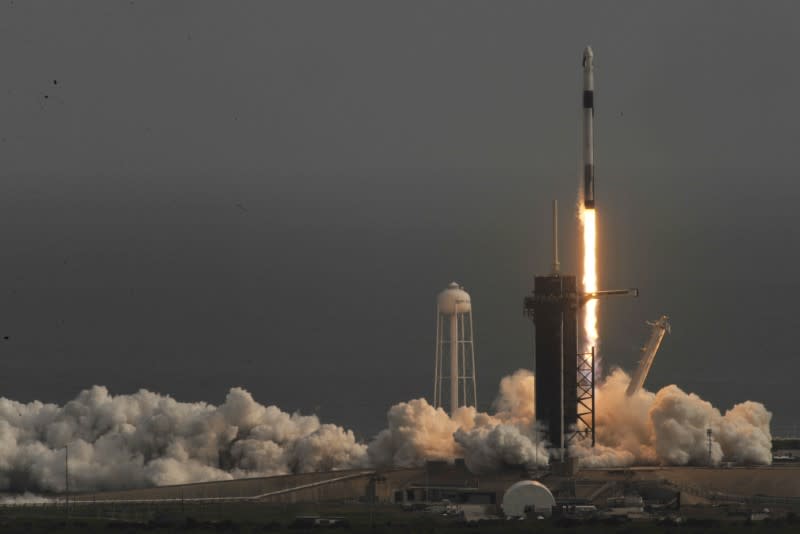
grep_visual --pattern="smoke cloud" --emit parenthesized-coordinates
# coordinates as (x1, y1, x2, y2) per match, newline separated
(368, 370, 549, 473)
(571, 368, 773, 467)
(0, 386, 367, 492)
(0, 368, 772, 493)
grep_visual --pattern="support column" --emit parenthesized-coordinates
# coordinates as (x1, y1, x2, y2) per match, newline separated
(450, 313, 458, 412)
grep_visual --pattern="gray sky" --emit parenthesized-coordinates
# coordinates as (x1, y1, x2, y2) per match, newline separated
(0, 1, 798, 438)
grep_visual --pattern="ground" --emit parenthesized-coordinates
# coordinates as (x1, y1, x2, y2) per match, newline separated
(2, 503, 800, 533)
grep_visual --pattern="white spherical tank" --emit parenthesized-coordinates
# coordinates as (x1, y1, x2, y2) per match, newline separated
(502, 480, 556, 518)
(437, 282, 471, 314)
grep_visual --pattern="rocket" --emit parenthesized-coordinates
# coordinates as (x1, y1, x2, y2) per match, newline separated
(582, 46, 595, 209)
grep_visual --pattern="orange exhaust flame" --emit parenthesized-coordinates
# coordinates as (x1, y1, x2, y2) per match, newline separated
(580, 207, 599, 371)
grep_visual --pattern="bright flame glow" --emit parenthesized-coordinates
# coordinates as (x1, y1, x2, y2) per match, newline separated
(580, 207, 599, 370)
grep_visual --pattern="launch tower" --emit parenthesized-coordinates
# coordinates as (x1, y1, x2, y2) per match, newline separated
(526, 273, 579, 453)
(524, 202, 636, 457)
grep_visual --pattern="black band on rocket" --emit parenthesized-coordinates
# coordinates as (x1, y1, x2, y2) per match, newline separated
(583, 90, 594, 109)
(584, 164, 594, 200)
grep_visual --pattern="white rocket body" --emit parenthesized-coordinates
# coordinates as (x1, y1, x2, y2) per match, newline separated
(583, 46, 595, 209)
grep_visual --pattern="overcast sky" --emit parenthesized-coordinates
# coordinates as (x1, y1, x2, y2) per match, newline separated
(0, 1, 798, 438)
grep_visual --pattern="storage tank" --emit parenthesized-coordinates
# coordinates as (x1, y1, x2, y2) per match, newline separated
(433, 282, 477, 413)
(501, 480, 555, 518)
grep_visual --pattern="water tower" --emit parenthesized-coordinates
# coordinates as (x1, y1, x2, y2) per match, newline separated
(433, 282, 477, 413)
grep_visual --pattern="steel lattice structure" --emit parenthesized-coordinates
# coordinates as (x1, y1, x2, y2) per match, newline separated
(572, 347, 595, 446)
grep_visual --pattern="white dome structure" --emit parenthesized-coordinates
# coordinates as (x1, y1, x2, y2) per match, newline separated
(433, 282, 477, 413)
(501, 480, 556, 518)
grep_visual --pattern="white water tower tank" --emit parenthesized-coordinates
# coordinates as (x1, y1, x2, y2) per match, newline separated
(502, 480, 556, 518)
(433, 282, 477, 414)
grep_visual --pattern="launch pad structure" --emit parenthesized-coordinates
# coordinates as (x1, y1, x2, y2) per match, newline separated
(523, 201, 637, 458)
(524, 273, 578, 454)
(626, 316, 670, 397)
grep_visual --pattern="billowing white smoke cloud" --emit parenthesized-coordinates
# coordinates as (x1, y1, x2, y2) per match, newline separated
(367, 370, 550, 473)
(370, 367, 771, 472)
(571, 368, 773, 467)
(0, 386, 367, 492)
(0, 367, 772, 493)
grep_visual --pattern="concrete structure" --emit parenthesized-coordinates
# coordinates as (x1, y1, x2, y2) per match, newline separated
(68, 461, 523, 507)
(501, 480, 555, 518)
(433, 282, 477, 413)
(70, 469, 382, 504)
(62, 464, 800, 513)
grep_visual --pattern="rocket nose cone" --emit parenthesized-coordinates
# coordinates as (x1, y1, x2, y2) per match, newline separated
(582, 46, 594, 68)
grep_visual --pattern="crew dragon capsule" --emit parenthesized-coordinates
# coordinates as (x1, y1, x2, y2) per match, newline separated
(582, 46, 595, 209)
